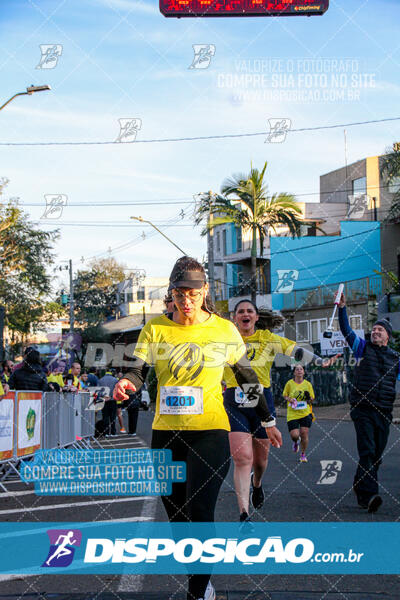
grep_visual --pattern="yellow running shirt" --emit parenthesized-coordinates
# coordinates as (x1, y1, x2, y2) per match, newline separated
(283, 379, 315, 421)
(47, 374, 65, 388)
(133, 314, 246, 431)
(224, 329, 296, 389)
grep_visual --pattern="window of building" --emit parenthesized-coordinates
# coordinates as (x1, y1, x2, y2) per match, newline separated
(236, 227, 242, 252)
(223, 230, 227, 255)
(352, 176, 367, 195)
(349, 314, 362, 330)
(137, 287, 145, 300)
(296, 321, 309, 342)
(310, 318, 328, 343)
(216, 231, 221, 253)
(126, 292, 133, 303)
(148, 286, 168, 300)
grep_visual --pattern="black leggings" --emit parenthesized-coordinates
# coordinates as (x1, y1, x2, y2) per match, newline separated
(151, 429, 231, 599)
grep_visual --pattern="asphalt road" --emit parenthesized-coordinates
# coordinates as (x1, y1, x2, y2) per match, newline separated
(1, 407, 400, 599)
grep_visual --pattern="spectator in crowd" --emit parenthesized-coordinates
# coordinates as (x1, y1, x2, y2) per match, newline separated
(46, 359, 67, 391)
(1, 360, 13, 383)
(87, 367, 99, 387)
(339, 291, 400, 513)
(98, 369, 119, 436)
(0, 380, 5, 399)
(64, 361, 82, 392)
(8, 349, 50, 391)
(124, 388, 143, 436)
(12, 347, 38, 372)
(80, 372, 89, 389)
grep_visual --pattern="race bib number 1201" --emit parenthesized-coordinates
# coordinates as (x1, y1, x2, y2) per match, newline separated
(159, 386, 203, 415)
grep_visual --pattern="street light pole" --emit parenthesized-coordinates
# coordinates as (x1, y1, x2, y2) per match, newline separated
(207, 191, 216, 303)
(69, 259, 75, 332)
(0, 84, 51, 111)
(130, 216, 187, 255)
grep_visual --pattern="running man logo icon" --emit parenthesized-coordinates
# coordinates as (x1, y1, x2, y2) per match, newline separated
(265, 118, 291, 143)
(317, 460, 343, 485)
(36, 44, 63, 69)
(115, 118, 142, 143)
(42, 529, 82, 567)
(41, 194, 68, 219)
(275, 270, 299, 294)
(189, 44, 216, 69)
(347, 194, 369, 219)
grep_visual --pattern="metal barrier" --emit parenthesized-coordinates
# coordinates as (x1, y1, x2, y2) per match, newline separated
(0, 391, 96, 490)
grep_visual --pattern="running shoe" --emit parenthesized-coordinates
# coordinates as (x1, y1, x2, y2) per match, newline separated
(239, 511, 251, 522)
(251, 473, 265, 510)
(292, 440, 299, 453)
(299, 453, 308, 463)
(202, 581, 216, 600)
(120, 427, 127, 433)
(239, 511, 254, 533)
(367, 494, 382, 513)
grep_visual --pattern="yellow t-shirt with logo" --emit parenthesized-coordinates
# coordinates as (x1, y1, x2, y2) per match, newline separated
(224, 329, 296, 389)
(133, 314, 246, 431)
(47, 374, 65, 388)
(283, 379, 315, 421)
(0, 381, 4, 395)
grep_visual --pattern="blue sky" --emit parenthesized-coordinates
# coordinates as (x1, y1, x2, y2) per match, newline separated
(1, 0, 399, 286)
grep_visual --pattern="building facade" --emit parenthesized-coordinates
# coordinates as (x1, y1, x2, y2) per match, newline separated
(209, 152, 400, 338)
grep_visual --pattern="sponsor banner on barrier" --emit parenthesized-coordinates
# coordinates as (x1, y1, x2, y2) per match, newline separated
(16, 392, 42, 457)
(0, 522, 400, 575)
(0, 392, 15, 461)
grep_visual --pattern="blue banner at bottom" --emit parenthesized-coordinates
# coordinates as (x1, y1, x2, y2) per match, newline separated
(0, 522, 398, 575)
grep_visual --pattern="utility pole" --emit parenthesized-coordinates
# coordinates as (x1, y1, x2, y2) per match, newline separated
(207, 191, 216, 303)
(69, 259, 75, 332)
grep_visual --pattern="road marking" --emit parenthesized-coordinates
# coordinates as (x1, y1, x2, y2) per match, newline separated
(0, 489, 35, 498)
(118, 497, 158, 591)
(0, 496, 153, 515)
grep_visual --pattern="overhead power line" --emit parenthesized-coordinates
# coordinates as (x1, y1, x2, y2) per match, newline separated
(1, 117, 399, 146)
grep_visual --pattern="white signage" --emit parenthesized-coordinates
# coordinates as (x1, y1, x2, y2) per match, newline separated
(320, 329, 364, 356)
(0, 399, 14, 453)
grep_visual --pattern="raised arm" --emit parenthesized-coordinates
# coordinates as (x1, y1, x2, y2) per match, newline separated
(338, 293, 365, 359)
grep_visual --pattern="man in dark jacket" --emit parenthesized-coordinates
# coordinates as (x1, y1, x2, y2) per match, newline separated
(8, 349, 50, 391)
(339, 292, 400, 513)
(98, 370, 118, 436)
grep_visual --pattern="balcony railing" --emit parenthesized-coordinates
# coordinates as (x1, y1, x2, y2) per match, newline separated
(229, 283, 269, 298)
(282, 275, 387, 311)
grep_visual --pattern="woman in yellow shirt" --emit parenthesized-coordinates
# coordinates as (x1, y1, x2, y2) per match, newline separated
(223, 300, 296, 523)
(114, 256, 281, 600)
(283, 364, 315, 463)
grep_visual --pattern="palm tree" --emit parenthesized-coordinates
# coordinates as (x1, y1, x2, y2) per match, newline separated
(195, 162, 305, 304)
(380, 145, 400, 222)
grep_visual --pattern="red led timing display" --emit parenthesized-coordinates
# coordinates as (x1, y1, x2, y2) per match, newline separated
(160, 0, 329, 17)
